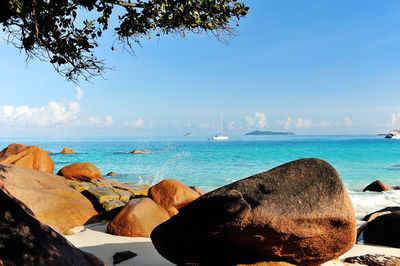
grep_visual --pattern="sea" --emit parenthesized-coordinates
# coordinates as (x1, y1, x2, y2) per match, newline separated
(1, 134, 400, 220)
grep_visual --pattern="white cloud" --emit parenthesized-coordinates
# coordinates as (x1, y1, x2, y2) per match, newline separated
(125, 118, 145, 128)
(105, 116, 113, 126)
(277, 117, 311, 129)
(228, 121, 236, 130)
(296, 118, 311, 129)
(75, 87, 83, 101)
(89, 115, 113, 127)
(318, 121, 331, 128)
(0, 100, 80, 127)
(344, 117, 353, 128)
(277, 117, 293, 130)
(245, 115, 256, 129)
(198, 123, 211, 129)
(392, 112, 400, 127)
(245, 112, 269, 130)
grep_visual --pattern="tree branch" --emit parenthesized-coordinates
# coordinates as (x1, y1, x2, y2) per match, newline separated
(105, 1, 145, 8)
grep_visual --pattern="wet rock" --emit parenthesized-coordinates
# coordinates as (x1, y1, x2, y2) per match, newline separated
(114, 184, 150, 197)
(344, 254, 400, 265)
(67, 181, 94, 192)
(363, 207, 400, 222)
(363, 180, 393, 192)
(0, 163, 97, 231)
(113, 188, 133, 201)
(107, 197, 170, 237)
(0, 177, 105, 266)
(107, 171, 118, 176)
(101, 200, 126, 212)
(149, 179, 200, 210)
(57, 162, 104, 182)
(91, 178, 114, 188)
(85, 187, 120, 204)
(363, 212, 400, 248)
(60, 147, 76, 154)
(151, 158, 356, 265)
(0, 143, 54, 174)
(113, 251, 138, 265)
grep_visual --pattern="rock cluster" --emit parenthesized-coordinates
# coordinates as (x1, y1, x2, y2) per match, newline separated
(65, 178, 150, 216)
(0, 144, 362, 265)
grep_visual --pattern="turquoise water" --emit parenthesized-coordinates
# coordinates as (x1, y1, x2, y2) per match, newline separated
(2, 134, 400, 218)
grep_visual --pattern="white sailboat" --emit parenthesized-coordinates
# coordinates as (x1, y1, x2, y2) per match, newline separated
(210, 117, 229, 140)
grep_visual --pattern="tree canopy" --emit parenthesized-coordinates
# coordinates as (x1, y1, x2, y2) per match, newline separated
(1, 0, 249, 82)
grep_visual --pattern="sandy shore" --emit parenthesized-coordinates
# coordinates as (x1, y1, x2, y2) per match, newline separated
(65, 223, 400, 265)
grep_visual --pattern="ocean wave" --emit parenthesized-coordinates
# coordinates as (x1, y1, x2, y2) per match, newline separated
(349, 190, 400, 220)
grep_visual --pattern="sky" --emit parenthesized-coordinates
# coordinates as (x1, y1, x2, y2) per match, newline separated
(1, 0, 400, 137)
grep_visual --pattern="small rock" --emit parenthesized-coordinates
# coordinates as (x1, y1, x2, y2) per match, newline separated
(68, 181, 94, 192)
(107, 198, 170, 237)
(107, 171, 118, 176)
(57, 162, 104, 182)
(113, 188, 133, 201)
(363, 180, 393, 192)
(115, 184, 150, 197)
(101, 200, 126, 212)
(85, 187, 120, 204)
(344, 254, 400, 265)
(149, 179, 200, 210)
(60, 147, 76, 154)
(113, 251, 137, 265)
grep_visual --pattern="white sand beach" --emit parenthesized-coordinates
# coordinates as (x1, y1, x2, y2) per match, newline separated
(65, 222, 400, 266)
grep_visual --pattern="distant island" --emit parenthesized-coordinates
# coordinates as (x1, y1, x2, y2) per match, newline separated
(245, 130, 295, 136)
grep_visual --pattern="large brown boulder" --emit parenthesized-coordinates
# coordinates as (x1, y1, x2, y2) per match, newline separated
(149, 179, 200, 210)
(0, 177, 105, 266)
(107, 197, 170, 237)
(0, 163, 98, 231)
(57, 162, 103, 182)
(0, 143, 54, 174)
(151, 158, 356, 265)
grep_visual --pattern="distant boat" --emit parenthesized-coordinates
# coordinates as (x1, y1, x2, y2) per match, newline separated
(184, 133, 193, 136)
(210, 117, 229, 141)
(385, 130, 400, 139)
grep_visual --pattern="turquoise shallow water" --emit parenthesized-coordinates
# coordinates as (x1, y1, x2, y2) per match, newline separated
(1, 134, 400, 218)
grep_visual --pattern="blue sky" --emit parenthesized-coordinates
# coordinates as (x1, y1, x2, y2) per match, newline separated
(1, 0, 400, 137)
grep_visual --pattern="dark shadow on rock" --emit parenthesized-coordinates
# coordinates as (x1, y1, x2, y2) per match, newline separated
(0, 163, 10, 174)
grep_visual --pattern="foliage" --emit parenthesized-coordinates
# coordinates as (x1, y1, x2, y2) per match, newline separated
(0, 0, 249, 82)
